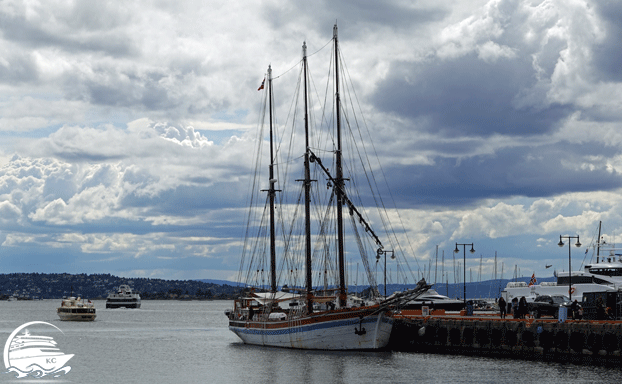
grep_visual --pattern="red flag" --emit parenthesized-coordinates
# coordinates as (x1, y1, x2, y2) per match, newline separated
(528, 273, 537, 287)
(257, 78, 265, 91)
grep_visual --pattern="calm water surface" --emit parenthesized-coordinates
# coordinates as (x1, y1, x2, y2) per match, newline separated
(0, 300, 621, 383)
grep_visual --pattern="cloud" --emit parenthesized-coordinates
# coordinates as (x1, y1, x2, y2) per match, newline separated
(1, 0, 622, 282)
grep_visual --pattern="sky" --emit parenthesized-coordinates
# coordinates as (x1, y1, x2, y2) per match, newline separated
(1, 0, 622, 285)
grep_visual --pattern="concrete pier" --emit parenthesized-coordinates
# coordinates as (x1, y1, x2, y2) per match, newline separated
(390, 310, 622, 365)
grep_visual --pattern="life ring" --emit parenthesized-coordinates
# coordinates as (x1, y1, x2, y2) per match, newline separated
(569, 287, 575, 295)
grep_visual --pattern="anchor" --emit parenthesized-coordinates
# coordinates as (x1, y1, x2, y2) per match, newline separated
(354, 318, 366, 335)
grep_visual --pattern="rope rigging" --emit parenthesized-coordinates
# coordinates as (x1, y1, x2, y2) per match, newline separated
(238, 32, 422, 295)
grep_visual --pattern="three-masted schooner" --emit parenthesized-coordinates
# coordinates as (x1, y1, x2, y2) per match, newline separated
(226, 24, 428, 350)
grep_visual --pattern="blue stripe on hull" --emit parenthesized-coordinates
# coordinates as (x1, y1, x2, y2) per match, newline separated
(231, 316, 391, 336)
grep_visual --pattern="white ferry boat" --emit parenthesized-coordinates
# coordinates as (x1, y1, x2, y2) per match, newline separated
(106, 284, 141, 308)
(57, 297, 96, 321)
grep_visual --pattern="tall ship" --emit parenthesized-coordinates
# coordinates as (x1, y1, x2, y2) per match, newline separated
(502, 221, 622, 302)
(226, 24, 427, 350)
(106, 284, 141, 308)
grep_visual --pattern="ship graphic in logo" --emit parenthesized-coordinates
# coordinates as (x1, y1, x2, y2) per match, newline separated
(3, 321, 73, 378)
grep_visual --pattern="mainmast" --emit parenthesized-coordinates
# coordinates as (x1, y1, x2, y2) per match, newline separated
(267, 65, 277, 293)
(334, 24, 347, 307)
(302, 42, 313, 312)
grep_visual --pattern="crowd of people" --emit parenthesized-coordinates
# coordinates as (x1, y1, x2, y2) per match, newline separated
(497, 296, 585, 320)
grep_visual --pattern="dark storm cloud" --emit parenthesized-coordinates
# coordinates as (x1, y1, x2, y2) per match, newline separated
(384, 143, 622, 208)
(263, 0, 446, 39)
(0, 5, 137, 57)
(120, 182, 247, 214)
(374, 54, 573, 137)
(592, 0, 622, 82)
(58, 67, 179, 112)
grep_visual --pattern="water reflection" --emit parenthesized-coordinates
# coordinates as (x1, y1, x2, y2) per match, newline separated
(229, 343, 394, 384)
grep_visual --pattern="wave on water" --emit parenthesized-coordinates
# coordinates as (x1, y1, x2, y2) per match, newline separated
(4, 364, 71, 378)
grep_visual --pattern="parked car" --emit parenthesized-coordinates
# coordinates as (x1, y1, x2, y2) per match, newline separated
(527, 295, 570, 319)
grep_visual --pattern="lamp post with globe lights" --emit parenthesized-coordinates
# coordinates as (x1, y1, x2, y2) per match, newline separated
(558, 235, 581, 302)
(376, 248, 395, 297)
(454, 243, 475, 307)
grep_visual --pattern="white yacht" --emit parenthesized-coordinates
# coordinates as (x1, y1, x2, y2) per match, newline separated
(106, 285, 141, 308)
(401, 289, 465, 311)
(503, 223, 622, 302)
(57, 297, 96, 321)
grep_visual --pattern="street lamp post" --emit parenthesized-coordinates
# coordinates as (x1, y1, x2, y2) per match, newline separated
(454, 243, 475, 307)
(376, 248, 395, 297)
(558, 235, 581, 302)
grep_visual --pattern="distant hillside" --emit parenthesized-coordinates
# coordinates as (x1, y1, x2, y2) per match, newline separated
(0, 273, 243, 300)
(196, 279, 242, 286)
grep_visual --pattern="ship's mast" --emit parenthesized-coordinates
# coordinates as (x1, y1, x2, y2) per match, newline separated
(302, 42, 313, 312)
(334, 24, 347, 306)
(267, 65, 277, 293)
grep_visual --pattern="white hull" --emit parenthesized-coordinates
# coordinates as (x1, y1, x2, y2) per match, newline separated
(229, 311, 392, 350)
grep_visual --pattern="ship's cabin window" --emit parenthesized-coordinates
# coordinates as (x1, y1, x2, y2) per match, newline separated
(588, 268, 622, 277)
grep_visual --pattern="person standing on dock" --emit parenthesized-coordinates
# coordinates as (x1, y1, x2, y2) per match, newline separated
(570, 299, 579, 320)
(518, 297, 528, 319)
(596, 296, 606, 320)
(498, 296, 506, 319)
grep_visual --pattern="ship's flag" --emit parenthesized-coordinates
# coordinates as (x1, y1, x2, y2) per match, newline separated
(258, 78, 265, 91)
(585, 248, 589, 255)
(528, 273, 537, 287)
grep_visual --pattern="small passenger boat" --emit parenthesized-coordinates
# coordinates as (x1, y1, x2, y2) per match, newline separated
(57, 297, 96, 321)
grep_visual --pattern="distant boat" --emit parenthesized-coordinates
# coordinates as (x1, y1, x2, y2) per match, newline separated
(106, 284, 141, 309)
(57, 297, 96, 321)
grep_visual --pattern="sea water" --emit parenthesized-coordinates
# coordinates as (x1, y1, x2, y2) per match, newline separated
(0, 300, 621, 383)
